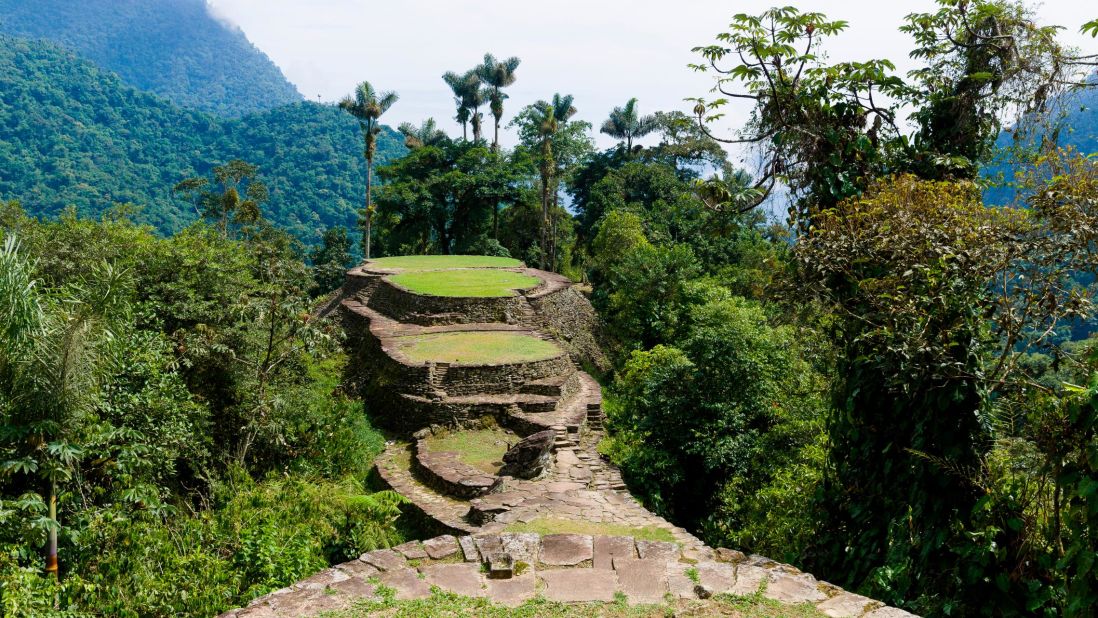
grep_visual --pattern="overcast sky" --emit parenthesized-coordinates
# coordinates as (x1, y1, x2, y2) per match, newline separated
(207, 0, 1095, 153)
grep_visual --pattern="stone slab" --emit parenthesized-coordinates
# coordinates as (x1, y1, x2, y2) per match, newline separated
(817, 592, 878, 617)
(694, 561, 735, 594)
(423, 534, 460, 560)
(865, 608, 919, 618)
(636, 540, 680, 561)
(458, 535, 479, 562)
(593, 535, 635, 570)
(485, 572, 537, 607)
(326, 576, 377, 599)
(421, 563, 486, 597)
(613, 557, 669, 604)
(539, 568, 619, 603)
(360, 549, 406, 572)
(393, 541, 428, 560)
(377, 568, 432, 600)
(731, 564, 771, 595)
(539, 534, 593, 566)
(500, 532, 541, 563)
(764, 574, 827, 604)
(664, 560, 697, 599)
(334, 560, 379, 578)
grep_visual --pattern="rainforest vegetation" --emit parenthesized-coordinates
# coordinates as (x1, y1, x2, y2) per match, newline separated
(1, 1, 1098, 617)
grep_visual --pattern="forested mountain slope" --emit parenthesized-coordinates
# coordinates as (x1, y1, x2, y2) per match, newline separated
(0, 0, 301, 116)
(0, 35, 405, 245)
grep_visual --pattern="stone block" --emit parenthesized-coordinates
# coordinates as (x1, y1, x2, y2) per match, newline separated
(499, 532, 541, 563)
(539, 534, 593, 566)
(423, 535, 460, 560)
(393, 541, 428, 560)
(865, 608, 919, 618)
(488, 552, 514, 579)
(539, 568, 619, 602)
(693, 561, 735, 594)
(613, 557, 669, 604)
(764, 573, 827, 604)
(359, 549, 406, 572)
(636, 540, 680, 561)
(817, 592, 878, 617)
(731, 564, 771, 595)
(593, 535, 635, 570)
(377, 568, 432, 600)
(421, 563, 486, 597)
(458, 535, 479, 562)
(486, 572, 537, 607)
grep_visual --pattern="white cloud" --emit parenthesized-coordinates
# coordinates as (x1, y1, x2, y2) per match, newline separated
(207, 0, 1096, 150)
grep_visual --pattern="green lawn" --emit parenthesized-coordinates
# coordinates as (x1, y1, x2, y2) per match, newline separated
(370, 255, 522, 270)
(389, 269, 541, 297)
(422, 428, 516, 474)
(504, 518, 678, 543)
(393, 331, 561, 365)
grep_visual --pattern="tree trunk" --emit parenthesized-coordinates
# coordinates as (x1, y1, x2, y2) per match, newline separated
(493, 115, 500, 151)
(45, 481, 58, 580)
(364, 158, 373, 260)
(462, 122, 468, 141)
(540, 174, 550, 270)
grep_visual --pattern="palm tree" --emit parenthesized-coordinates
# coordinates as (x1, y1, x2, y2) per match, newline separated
(398, 118, 448, 149)
(477, 54, 521, 150)
(531, 94, 577, 269)
(0, 237, 123, 580)
(443, 70, 483, 142)
(600, 98, 657, 153)
(339, 81, 399, 260)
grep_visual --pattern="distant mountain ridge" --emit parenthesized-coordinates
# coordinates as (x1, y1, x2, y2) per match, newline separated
(0, 0, 302, 117)
(0, 35, 405, 245)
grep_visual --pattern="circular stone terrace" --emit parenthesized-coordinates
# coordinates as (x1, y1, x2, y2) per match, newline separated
(389, 331, 561, 366)
(367, 255, 542, 299)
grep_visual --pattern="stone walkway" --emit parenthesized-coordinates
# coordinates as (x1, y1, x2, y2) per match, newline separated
(218, 532, 916, 617)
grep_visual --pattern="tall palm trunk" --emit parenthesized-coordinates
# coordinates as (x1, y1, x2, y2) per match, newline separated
(364, 158, 373, 260)
(493, 113, 501, 151)
(46, 481, 57, 580)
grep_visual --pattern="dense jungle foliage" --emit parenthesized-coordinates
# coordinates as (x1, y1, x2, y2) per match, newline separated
(2, 1, 1098, 616)
(0, 0, 301, 116)
(0, 35, 405, 247)
(0, 197, 406, 616)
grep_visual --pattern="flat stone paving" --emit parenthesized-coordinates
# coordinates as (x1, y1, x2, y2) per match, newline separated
(218, 533, 918, 617)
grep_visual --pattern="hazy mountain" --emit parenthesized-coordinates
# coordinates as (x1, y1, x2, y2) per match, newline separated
(0, 0, 302, 117)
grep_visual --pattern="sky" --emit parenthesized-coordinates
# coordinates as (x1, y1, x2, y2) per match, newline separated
(207, 0, 1095, 154)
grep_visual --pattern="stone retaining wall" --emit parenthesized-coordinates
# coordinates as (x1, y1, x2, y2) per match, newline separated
(412, 438, 502, 499)
(368, 278, 530, 326)
(526, 286, 611, 374)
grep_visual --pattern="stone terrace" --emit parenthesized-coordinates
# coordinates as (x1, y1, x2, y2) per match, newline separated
(239, 256, 917, 616)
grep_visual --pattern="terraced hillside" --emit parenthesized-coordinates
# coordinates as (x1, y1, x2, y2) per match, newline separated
(222, 257, 915, 617)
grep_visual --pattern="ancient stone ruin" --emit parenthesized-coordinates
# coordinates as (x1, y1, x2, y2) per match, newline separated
(220, 256, 916, 617)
